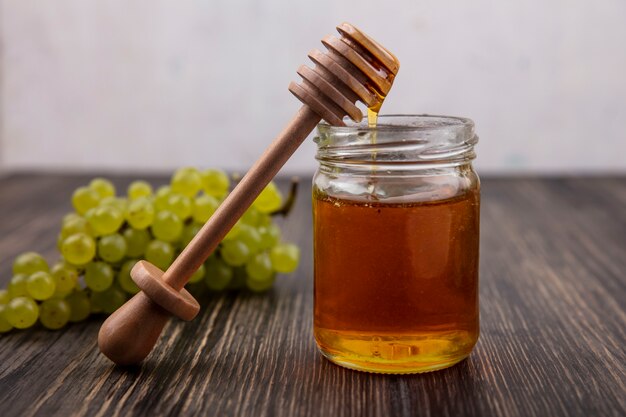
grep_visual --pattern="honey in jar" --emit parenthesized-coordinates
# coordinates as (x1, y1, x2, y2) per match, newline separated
(312, 115, 480, 373)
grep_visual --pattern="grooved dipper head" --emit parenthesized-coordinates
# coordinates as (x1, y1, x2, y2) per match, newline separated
(289, 22, 400, 126)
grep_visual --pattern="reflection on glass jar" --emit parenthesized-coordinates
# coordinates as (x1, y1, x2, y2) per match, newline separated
(312, 115, 480, 374)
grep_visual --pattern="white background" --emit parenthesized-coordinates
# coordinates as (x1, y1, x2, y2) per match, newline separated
(0, 0, 625, 175)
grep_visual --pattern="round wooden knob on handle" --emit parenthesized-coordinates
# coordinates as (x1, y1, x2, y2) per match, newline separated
(98, 22, 400, 366)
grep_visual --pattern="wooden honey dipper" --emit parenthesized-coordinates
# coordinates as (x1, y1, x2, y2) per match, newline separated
(98, 22, 400, 365)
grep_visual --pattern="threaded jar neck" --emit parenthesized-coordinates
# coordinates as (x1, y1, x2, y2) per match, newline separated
(315, 115, 478, 173)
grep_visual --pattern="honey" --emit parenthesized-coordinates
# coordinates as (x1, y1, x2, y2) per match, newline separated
(313, 191, 479, 373)
(312, 115, 480, 373)
(367, 105, 382, 128)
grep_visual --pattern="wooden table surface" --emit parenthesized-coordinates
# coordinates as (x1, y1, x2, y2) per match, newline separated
(0, 174, 624, 417)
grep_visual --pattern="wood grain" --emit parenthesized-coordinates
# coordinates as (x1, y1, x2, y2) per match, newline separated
(0, 174, 624, 417)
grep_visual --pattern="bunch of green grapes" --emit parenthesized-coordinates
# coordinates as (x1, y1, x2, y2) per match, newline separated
(0, 168, 300, 333)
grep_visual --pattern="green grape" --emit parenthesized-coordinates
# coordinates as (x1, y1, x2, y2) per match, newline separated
(99, 196, 128, 212)
(180, 222, 202, 249)
(204, 257, 233, 291)
(245, 252, 273, 281)
(123, 228, 150, 257)
(252, 182, 282, 214)
(270, 243, 300, 273)
(0, 305, 13, 333)
(220, 240, 250, 266)
(13, 252, 49, 275)
(50, 263, 79, 297)
(200, 168, 230, 198)
(86, 206, 124, 236)
(61, 233, 96, 265)
(126, 197, 155, 229)
(84, 262, 114, 292)
(72, 186, 100, 215)
(237, 224, 263, 254)
(90, 285, 126, 314)
(63, 213, 82, 225)
(241, 206, 263, 226)
(60, 216, 91, 240)
(128, 180, 153, 200)
(0, 289, 10, 305)
(258, 224, 281, 250)
(151, 211, 183, 242)
(154, 186, 173, 211)
(192, 194, 218, 223)
(257, 213, 272, 227)
(145, 240, 175, 270)
(89, 178, 116, 198)
(171, 167, 203, 197)
(5, 297, 39, 329)
(97, 233, 127, 263)
(8, 274, 29, 298)
(222, 219, 242, 241)
(39, 298, 71, 330)
(246, 273, 276, 292)
(188, 264, 206, 284)
(161, 193, 193, 220)
(117, 260, 139, 294)
(66, 290, 90, 322)
(26, 271, 56, 300)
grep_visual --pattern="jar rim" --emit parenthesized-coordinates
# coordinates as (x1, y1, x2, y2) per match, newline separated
(314, 114, 478, 170)
(317, 114, 475, 135)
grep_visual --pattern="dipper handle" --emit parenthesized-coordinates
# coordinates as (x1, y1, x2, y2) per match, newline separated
(98, 107, 319, 365)
(99, 22, 400, 365)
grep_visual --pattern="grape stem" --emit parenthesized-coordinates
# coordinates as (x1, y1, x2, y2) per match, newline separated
(270, 177, 299, 217)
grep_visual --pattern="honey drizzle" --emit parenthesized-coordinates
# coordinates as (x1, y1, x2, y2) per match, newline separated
(365, 89, 387, 196)
(367, 106, 381, 128)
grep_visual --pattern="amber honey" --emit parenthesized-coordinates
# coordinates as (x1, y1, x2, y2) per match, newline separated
(313, 189, 480, 373)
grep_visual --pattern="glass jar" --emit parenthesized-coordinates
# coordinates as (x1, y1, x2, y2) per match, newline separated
(312, 115, 480, 374)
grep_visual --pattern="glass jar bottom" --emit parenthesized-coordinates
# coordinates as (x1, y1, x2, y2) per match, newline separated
(315, 328, 477, 374)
